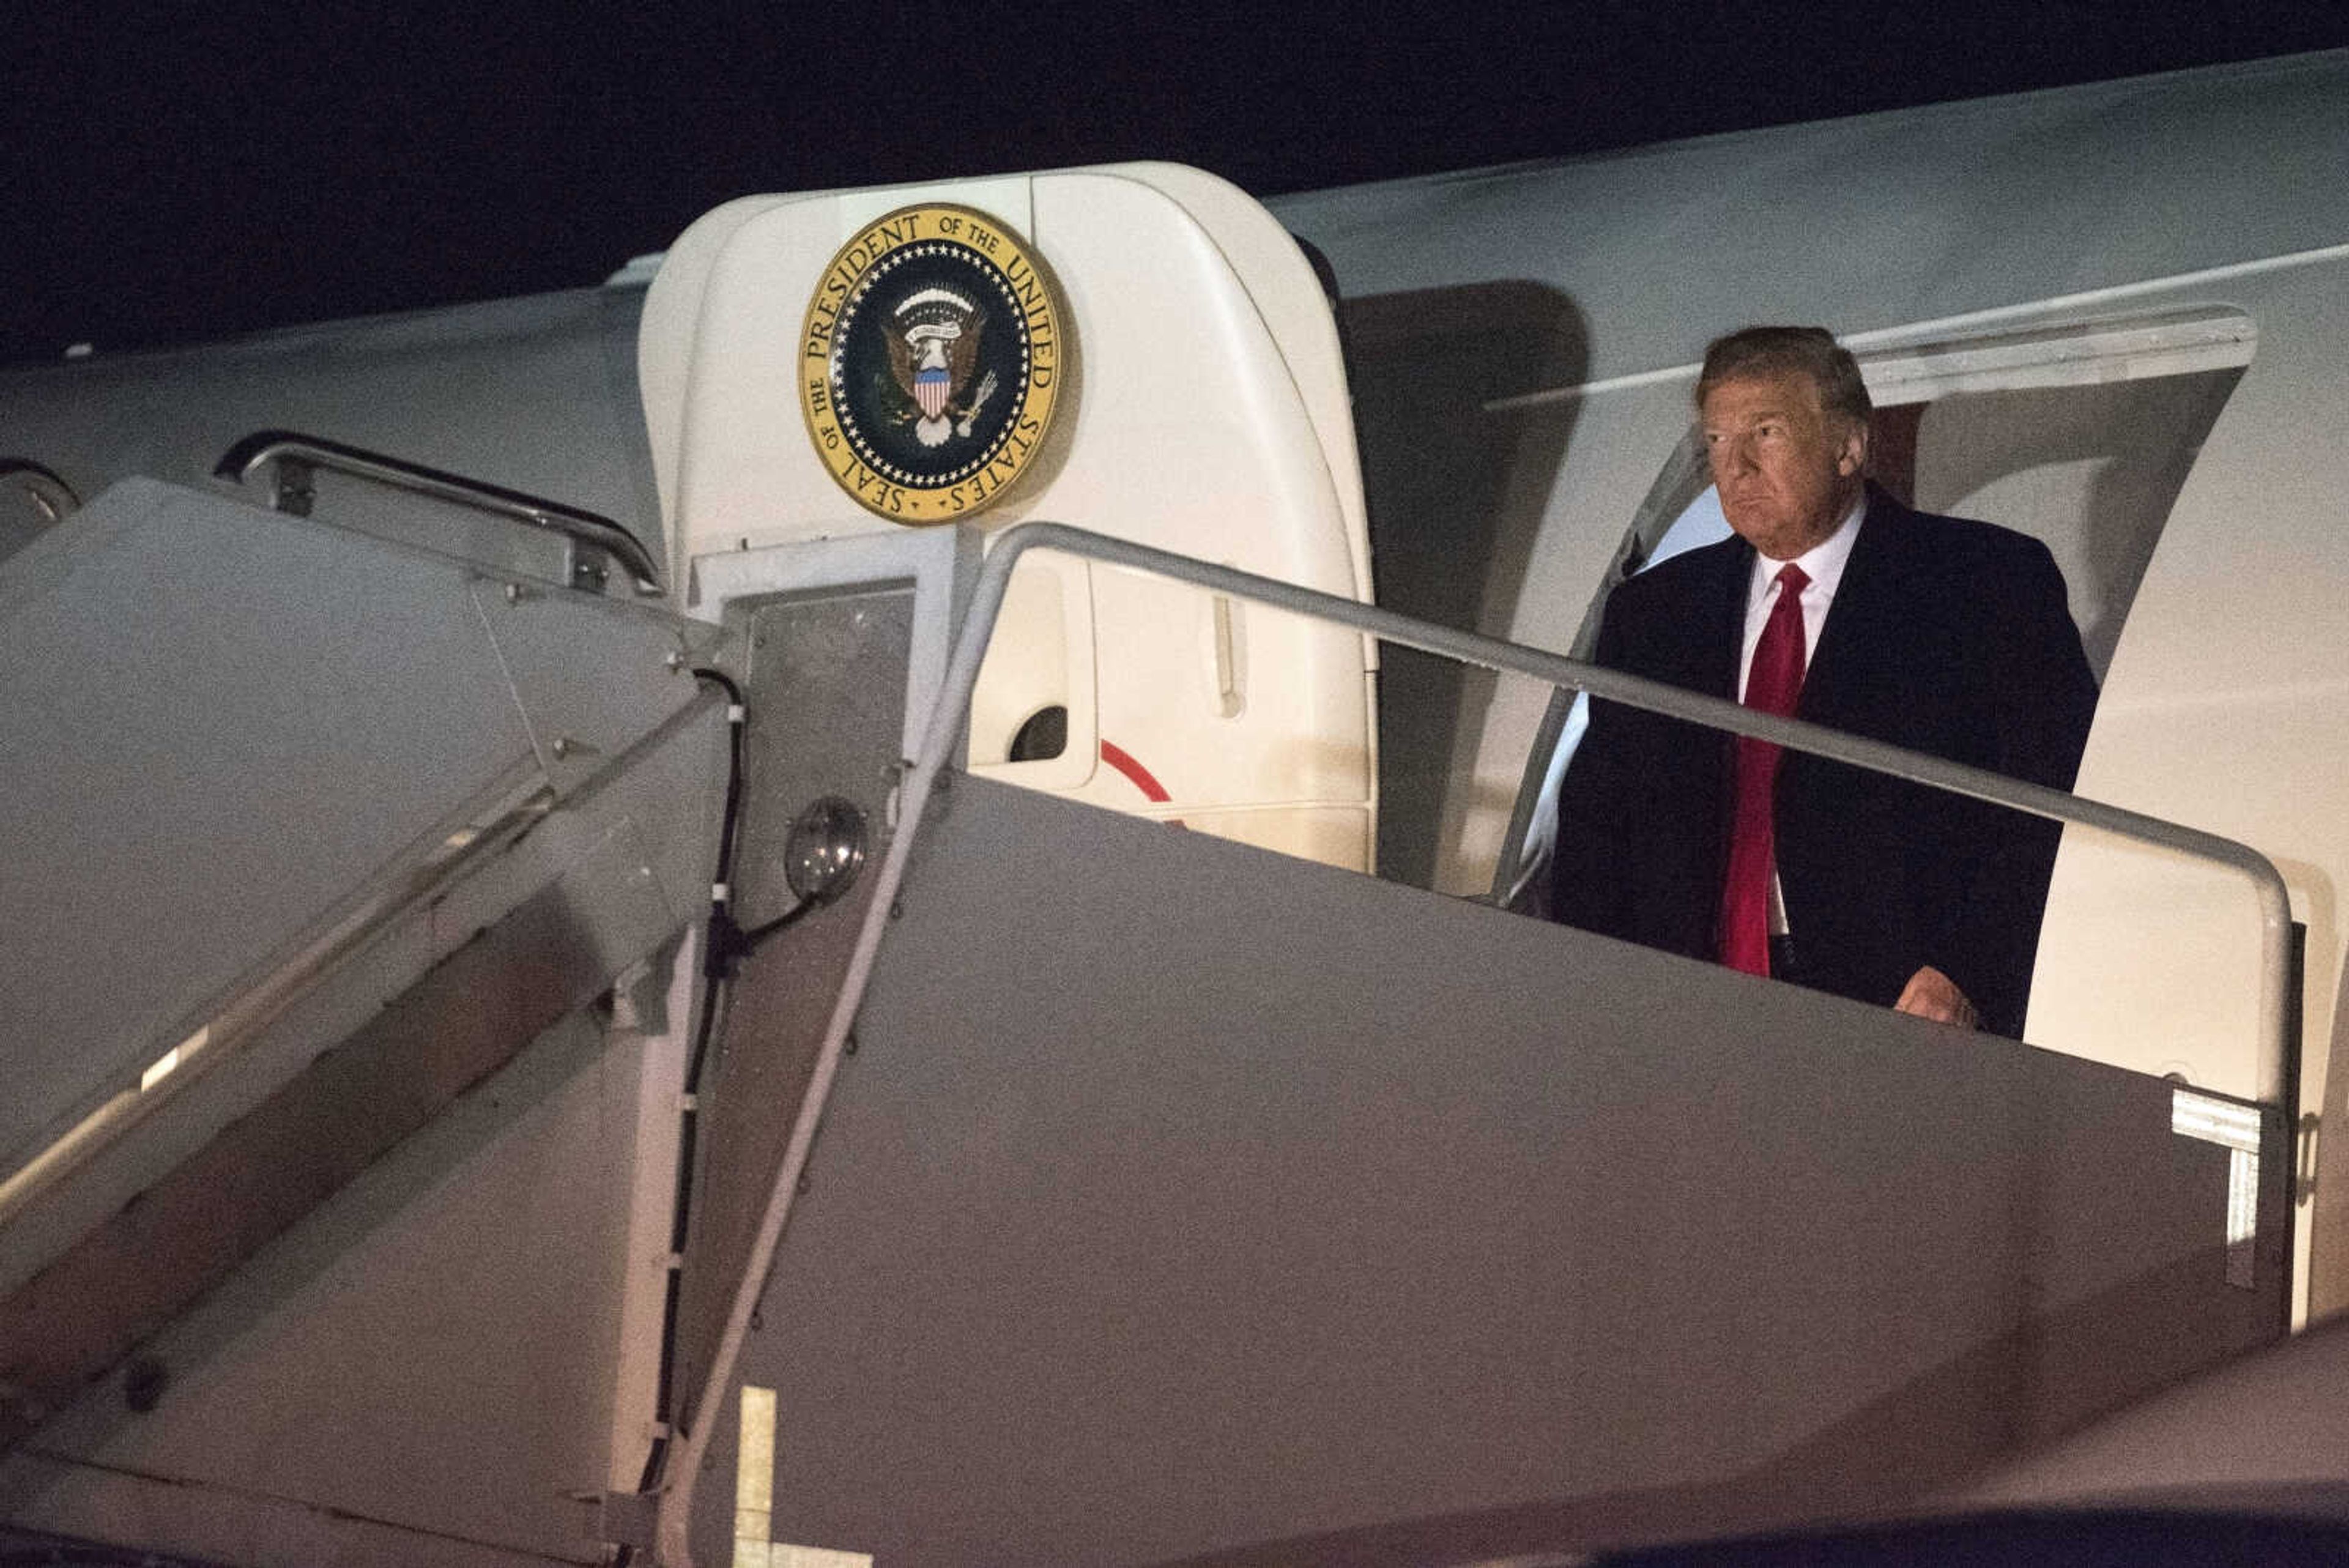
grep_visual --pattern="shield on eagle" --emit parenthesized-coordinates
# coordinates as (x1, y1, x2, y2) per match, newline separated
(916, 365, 951, 420)
(888, 287, 987, 448)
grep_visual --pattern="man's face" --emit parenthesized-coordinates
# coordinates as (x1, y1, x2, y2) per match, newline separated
(1701, 370, 1867, 560)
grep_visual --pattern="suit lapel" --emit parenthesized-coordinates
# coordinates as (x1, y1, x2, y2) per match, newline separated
(1798, 485, 1907, 727)
(1706, 535, 1755, 700)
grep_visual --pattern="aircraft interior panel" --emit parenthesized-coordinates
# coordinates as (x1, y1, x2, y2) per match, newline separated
(967, 551, 1097, 789)
(1334, 279, 1588, 890)
(1390, 378, 1706, 897)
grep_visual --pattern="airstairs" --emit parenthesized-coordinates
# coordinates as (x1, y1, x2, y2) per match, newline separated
(0, 477, 2301, 1568)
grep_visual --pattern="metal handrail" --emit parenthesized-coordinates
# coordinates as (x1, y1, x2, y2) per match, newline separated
(660, 518, 2298, 1559)
(216, 431, 663, 595)
(0, 777, 557, 1225)
(935, 524, 2298, 1104)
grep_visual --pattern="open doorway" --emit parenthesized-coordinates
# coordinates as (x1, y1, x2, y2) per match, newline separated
(1500, 306, 2255, 910)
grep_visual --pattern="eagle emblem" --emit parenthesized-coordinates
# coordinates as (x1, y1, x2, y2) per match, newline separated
(883, 288, 999, 448)
(800, 204, 1068, 522)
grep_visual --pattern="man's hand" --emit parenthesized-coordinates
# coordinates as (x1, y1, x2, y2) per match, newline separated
(1896, 965, 1979, 1030)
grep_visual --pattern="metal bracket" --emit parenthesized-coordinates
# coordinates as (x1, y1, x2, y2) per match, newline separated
(2172, 1087, 2265, 1290)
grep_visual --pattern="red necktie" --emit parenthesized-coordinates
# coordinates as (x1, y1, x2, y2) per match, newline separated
(1718, 563, 1809, 976)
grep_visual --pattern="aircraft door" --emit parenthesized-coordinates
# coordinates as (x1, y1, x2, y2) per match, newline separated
(968, 551, 1099, 792)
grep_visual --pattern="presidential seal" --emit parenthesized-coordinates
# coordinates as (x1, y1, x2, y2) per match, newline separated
(800, 204, 1067, 524)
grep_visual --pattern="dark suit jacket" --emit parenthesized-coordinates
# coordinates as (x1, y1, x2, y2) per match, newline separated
(1551, 485, 2098, 1038)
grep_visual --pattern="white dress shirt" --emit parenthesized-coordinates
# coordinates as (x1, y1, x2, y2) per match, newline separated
(1737, 490, 1866, 697)
(1735, 490, 1866, 937)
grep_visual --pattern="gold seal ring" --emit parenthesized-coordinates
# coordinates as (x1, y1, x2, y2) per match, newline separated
(798, 203, 1068, 524)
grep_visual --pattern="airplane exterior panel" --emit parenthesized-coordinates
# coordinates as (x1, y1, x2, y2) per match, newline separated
(1271, 53, 2349, 381)
(0, 286, 663, 566)
(645, 166, 1378, 869)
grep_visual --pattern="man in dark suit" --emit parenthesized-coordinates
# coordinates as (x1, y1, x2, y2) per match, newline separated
(1552, 327, 2098, 1038)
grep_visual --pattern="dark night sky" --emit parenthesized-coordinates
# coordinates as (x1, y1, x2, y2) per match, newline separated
(6, 4, 2347, 368)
